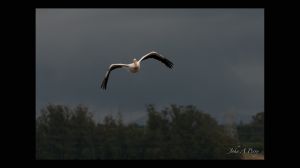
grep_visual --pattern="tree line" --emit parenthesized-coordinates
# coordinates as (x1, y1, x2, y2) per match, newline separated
(36, 104, 263, 160)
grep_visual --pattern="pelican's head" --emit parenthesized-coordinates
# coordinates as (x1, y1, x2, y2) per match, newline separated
(133, 58, 137, 63)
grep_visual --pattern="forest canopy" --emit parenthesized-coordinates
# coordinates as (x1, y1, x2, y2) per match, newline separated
(36, 104, 263, 160)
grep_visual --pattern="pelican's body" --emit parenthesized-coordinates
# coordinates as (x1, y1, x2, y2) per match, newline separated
(100, 51, 173, 90)
(128, 59, 140, 73)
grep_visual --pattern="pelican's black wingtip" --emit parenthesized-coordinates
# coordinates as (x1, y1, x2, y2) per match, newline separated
(100, 81, 107, 90)
(166, 60, 174, 69)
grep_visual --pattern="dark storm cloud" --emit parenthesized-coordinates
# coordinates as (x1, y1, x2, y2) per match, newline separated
(36, 9, 264, 123)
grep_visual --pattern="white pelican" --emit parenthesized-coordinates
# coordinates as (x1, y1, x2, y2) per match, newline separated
(101, 51, 174, 90)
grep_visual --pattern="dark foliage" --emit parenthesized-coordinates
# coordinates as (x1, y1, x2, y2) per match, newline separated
(36, 104, 255, 160)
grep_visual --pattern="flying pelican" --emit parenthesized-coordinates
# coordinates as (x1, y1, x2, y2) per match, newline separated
(100, 51, 174, 90)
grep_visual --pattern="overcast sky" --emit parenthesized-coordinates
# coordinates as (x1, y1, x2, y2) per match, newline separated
(36, 9, 264, 124)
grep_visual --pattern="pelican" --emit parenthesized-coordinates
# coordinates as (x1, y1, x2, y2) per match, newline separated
(100, 51, 174, 90)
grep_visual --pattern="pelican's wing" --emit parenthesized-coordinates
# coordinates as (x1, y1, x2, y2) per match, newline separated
(138, 51, 174, 69)
(101, 64, 129, 90)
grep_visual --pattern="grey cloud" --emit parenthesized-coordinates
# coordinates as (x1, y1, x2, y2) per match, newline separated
(36, 9, 264, 123)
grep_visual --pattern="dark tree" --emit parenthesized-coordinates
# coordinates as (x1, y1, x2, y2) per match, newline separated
(36, 104, 242, 160)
